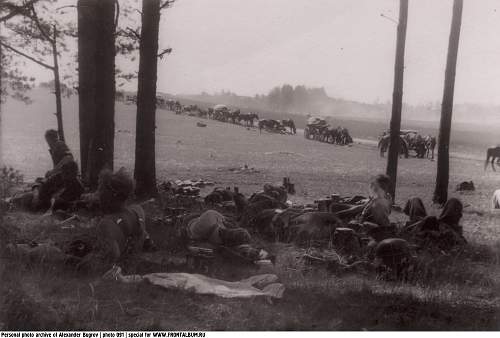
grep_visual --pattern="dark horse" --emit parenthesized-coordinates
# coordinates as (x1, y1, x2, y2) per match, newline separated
(239, 113, 259, 127)
(378, 135, 409, 158)
(485, 146, 500, 171)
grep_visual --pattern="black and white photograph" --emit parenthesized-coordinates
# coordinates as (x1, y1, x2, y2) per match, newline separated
(0, 0, 499, 332)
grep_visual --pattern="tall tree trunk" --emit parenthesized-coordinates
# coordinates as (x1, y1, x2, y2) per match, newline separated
(77, 0, 97, 183)
(433, 0, 463, 204)
(92, 0, 116, 186)
(52, 26, 64, 142)
(77, 0, 115, 187)
(0, 31, 3, 168)
(386, 0, 408, 200)
(134, 0, 161, 198)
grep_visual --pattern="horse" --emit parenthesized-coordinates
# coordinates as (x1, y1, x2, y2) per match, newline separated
(207, 107, 214, 119)
(339, 127, 353, 145)
(413, 135, 426, 158)
(239, 113, 259, 127)
(378, 135, 409, 158)
(228, 109, 241, 124)
(322, 127, 338, 144)
(173, 101, 182, 114)
(485, 146, 500, 171)
(425, 135, 437, 160)
(309, 125, 328, 142)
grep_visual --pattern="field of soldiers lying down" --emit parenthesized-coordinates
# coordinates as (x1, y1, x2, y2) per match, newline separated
(1, 90, 500, 330)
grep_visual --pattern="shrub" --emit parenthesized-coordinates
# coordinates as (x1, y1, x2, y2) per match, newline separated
(0, 167, 23, 198)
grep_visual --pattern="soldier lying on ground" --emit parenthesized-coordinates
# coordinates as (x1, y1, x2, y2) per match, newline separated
(182, 209, 269, 261)
(233, 184, 288, 226)
(402, 197, 466, 251)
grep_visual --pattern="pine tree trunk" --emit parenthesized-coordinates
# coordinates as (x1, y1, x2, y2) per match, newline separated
(92, 0, 116, 185)
(134, 0, 161, 198)
(0, 34, 3, 168)
(52, 27, 64, 142)
(77, 0, 115, 187)
(433, 0, 463, 205)
(77, 0, 97, 183)
(386, 0, 408, 200)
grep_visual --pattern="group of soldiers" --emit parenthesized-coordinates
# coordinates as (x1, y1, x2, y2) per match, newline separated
(3, 128, 466, 281)
(189, 174, 467, 279)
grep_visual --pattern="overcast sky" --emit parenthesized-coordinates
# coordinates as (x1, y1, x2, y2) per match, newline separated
(152, 0, 500, 105)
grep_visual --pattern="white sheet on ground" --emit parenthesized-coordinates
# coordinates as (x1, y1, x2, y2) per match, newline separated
(103, 266, 285, 299)
(144, 273, 284, 299)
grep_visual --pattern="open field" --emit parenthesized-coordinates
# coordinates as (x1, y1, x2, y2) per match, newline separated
(2, 92, 500, 330)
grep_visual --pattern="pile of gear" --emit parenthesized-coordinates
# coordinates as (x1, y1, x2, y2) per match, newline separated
(158, 179, 215, 209)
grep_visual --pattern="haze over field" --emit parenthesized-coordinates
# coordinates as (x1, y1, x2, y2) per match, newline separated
(2, 87, 498, 180)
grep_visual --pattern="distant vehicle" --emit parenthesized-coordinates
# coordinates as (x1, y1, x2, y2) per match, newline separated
(213, 104, 229, 112)
(379, 129, 431, 159)
(304, 117, 352, 145)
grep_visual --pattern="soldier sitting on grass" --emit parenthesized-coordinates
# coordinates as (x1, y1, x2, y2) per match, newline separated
(44, 129, 74, 178)
(402, 197, 466, 251)
(9, 130, 82, 212)
(329, 174, 393, 229)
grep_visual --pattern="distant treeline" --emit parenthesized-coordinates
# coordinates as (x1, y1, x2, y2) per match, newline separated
(264, 84, 331, 113)
(124, 82, 500, 125)
(183, 84, 413, 120)
(191, 84, 339, 115)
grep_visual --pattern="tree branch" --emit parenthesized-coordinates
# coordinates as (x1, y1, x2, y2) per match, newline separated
(126, 27, 141, 41)
(160, 0, 175, 10)
(29, 3, 54, 43)
(55, 5, 77, 11)
(0, 40, 54, 70)
(0, 0, 39, 22)
(157, 47, 172, 59)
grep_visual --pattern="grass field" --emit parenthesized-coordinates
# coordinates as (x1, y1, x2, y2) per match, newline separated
(1, 91, 500, 330)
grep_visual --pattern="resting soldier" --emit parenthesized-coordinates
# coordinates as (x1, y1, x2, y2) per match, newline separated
(183, 209, 272, 262)
(402, 197, 466, 250)
(329, 174, 393, 228)
(44, 129, 74, 178)
(36, 129, 78, 210)
(93, 169, 155, 263)
(184, 210, 251, 247)
(10, 130, 82, 212)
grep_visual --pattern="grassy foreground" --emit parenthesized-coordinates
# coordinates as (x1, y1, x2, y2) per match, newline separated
(2, 103, 500, 330)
